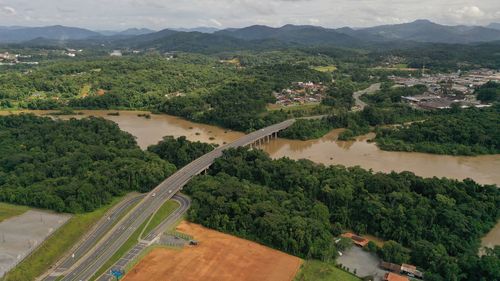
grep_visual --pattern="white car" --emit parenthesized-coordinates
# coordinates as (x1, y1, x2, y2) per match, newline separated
(152, 193, 156, 197)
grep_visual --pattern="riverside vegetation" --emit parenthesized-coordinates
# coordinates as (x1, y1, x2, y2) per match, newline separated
(0, 114, 215, 213)
(185, 148, 500, 281)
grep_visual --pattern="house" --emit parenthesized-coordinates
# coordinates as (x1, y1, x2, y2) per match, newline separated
(341, 232, 369, 247)
(401, 94, 441, 103)
(384, 272, 409, 281)
(380, 261, 401, 273)
(401, 263, 423, 279)
(110, 50, 122, 57)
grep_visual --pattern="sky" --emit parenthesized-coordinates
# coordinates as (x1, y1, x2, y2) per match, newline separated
(0, 0, 499, 30)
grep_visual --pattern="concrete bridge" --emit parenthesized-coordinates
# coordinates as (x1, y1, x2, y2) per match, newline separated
(54, 118, 295, 281)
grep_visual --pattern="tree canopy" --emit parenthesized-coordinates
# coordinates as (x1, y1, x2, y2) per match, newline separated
(185, 148, 500, 280)
(0, 114, 176, 213)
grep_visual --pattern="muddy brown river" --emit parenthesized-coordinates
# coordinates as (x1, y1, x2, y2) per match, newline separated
(2, 109, 499, 246)
(2, 110, 498, 185)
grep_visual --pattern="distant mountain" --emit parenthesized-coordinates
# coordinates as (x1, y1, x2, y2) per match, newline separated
(216, 24, 361, 46)
(117, 28, 156, 36)
(357, 19, 500, 43)
(117, 28, 179, 46)
(93, 28, 155, 36)
(172, 27, 219, 33)
(487, 23, 500, 30)
(0, 25, 100, 43)
(5, 20, 500, 51)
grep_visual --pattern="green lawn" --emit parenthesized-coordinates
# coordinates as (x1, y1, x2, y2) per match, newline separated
(0, 202, 29, 223)
(294, 260, 361, 281)
(313, 65, 338, 72)
(142, 200, 180, 238)
(2, 195, 131, 281)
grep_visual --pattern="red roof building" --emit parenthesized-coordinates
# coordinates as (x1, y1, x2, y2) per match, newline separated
(384, 272, 409, 281)
(341, 232, 369, 247)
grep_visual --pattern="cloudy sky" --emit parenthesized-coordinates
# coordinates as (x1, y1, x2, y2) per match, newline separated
(0, 0, 499, 30)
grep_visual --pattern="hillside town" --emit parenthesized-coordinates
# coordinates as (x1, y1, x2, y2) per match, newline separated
(274, 81, 327, 106)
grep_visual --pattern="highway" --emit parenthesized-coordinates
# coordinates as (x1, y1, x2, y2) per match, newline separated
(57, 119, 295, 281)
(96, 194, 190, 281)
(42, 194, 145, 281)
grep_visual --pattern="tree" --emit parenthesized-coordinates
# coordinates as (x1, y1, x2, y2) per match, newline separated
(379, 240, 411, 264)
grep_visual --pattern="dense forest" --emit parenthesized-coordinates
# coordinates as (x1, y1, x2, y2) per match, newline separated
(185, 148, 500, 281)
(362, 84, 427, 105)
(147, 136, 216, 168)
(0, 114, 176, 213)
(376, 107, 500, 155)
(476, 81, 500, 103)
(158, 64, 330, 131)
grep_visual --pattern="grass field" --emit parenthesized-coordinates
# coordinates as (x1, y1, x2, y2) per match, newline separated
(313, 65, 337, 72)
(79, 84, 91, 98)
(294, 260, 361, 281)
(266, 103, 324, 112)
(141, 200, 180, 239)
(2, 195, 131, 281)
(0, 202, 29, 223)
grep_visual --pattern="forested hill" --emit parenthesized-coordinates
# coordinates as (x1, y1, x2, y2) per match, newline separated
(375, 107, 500, 155)
(0, 114, 176, 213)
(185, 148, 500, 281)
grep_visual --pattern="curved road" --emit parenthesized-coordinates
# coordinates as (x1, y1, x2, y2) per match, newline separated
(352, 83, 381, 111)
(57, 119, 295, 281)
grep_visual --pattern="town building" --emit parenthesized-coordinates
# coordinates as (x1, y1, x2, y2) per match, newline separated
(274, 81, 326, 106)
(384, 272, 409, 281)
(341, 232, 369, 247)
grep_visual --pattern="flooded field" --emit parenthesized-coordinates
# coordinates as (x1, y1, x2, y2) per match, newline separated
(0, 110, 243, 149)
(0, 210, 71, 277)
(260, 130, 500, 186)
(481, 222, 500, 251)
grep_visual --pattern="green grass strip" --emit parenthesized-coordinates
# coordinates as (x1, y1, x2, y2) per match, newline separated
(0, 202, 29, 223)
(294, 260, 361, 281)
(141, 200, 180, 239)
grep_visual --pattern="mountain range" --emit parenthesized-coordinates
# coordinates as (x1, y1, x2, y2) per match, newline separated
(487, 23, 500, 30)
(2, 20, 500, 49)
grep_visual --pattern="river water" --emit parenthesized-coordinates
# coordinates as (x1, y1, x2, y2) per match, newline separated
(1, 109, 499, 246)
(3, 110, 498, 185)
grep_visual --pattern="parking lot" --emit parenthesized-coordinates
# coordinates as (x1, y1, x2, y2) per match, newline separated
(337, 246, 387, 281)
(0, 210, 71, 277)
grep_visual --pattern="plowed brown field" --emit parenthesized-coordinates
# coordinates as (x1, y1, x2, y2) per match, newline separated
(123, 221, 302, 281)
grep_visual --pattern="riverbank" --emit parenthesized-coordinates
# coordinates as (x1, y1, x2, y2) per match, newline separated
(2, 109, 498, 186)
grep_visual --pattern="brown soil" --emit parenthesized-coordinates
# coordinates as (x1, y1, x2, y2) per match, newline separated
(123, 221, 303, 281)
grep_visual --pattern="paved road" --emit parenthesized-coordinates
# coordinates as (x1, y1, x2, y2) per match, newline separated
(59, 119, 295, 281)
(42, 194, 145, 281)
(352, 83, 381, 111)
(96, 194, 191, 281)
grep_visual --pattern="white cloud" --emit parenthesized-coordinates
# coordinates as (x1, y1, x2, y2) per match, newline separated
(452, 6, 485, 20)
(0, 0, 498, 29)
(209, 18, 223, 27)
(1, 6, 16, 15)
